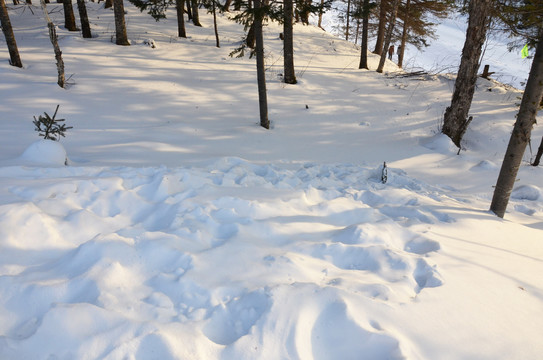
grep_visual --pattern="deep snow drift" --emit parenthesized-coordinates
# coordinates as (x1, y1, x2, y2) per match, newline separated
(0, 2, 542, 359)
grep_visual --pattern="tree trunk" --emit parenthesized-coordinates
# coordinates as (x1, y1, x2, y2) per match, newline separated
(176, 0, 186, 37)
(41, 0, 65, 87)
(77, 0, 92, 38)
(191, 0, 201, 26)
(358, 0, 369, 69)
(397, 0, 410, 68)
(345, 0, 351, 41)
(283, 0, 296, 84)
(253, 0, 269, 129)
(490, 33, 543, 218)
(532, 136, 543, 167)
(186, 0, 192, 20)
(246, 21, 255, 49)
(223, 0, 232, 11)
(0, 0, 23, 67)
(373, 0, 387, 55)
(63, 0, 79, 31)
(442, 0, 491, 148)
(104, 0, 112, 8)
(212, 0, 219, 47)
(113, 0, 130, 45)
(317, 0, 324, 28)
(376, 0, 398, 73)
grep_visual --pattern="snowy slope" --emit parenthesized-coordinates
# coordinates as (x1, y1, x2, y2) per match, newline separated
(0, 2, 542, 359)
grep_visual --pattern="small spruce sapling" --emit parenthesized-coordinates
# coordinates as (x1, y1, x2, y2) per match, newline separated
(33, 105, 72, 141)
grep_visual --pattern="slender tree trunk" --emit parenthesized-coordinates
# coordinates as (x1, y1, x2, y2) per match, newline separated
(283, 0, 296, 84)
(358, 0, 369, 69)
(212, 0, 219, 47)
(532, 136, 543, 167)
(41, 0, 65, 87)
(373, 0, 387, 54)
(104, 0, 112, 8)
(77, 0, 92, 38)
(191, 0, 201, 26)
(223, 0, 232, 11)
(113, 0, 130, 45)
(345, 0, 351, 41)
(442, 0, 491, 147)
(397, 0, 409, 68)
(186, 0, 192, 20)
(253, 0, 269, 129)
(317, 0, 324, 28)
(246, 21, 255, 48)
(376, 0, 398, 73)
(63, 0, 79, 31)
(176, 0, 186, 37)
(490, 33, 543, 218)
(12, 0, 19, 5)
(0, 0, 23, 67)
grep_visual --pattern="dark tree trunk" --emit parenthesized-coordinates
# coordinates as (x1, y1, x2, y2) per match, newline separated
(176, 0, 186, 37)
(223, 0, 232, 11)
(376, 0, 398, 73)
(113, 0, 130, 45)
(358, 0, 369, 69)
(253, 0, 269, 129)
(246, 21, 255, 49)
(63, 0, 79, 31)
(491, 33, 543, 218)
(77, 0, 92, 38)
(397, 0, 410, 68)
(345, 0, 351, 41)
(317, 0, 324, 28)
(191, 0, 201, 26)
(104, 0, 112, 8)
(186, 0, 192, 20)
(532, 136, 543, 167)
(283, 0, 296, 84)
(442, 0, 491, 148)
(373, 0, 388, 55)
(212, 0, 219, 47)
(0, 0, 23, 67)
(12, 0, 19, 5)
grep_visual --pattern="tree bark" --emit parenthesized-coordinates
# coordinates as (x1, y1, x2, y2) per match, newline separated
(376, 0, 398, 73)
(104, 0, 112, 8)
(490, 33, 543, 218)
(63, 0, 79, 31)
(397, 0, 410, 68)
(223, 0, 232, 11)
(253, 0, 269, 129)
(113, 0, 130, 45)
(212, 0, 219, 47)
(246, 21, 255, 49)
(77, 0, 92, 38)
(317, 0, 324, 28)
(191, 0, 201, 26)
(41, 0, 65, 87)
(345, 0, 351, 41)
(176, 0, 186, 37)
(283, 0, 296, 84)
(532, 136, 543, 167)
(442, 0, 491, 148)
(358, 0, 369, 69)
(373, 0, 388, 55)
(0, 0, 23, 67)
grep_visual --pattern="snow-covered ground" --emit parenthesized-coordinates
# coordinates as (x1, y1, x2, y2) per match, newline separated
(0, 2, 542, 359)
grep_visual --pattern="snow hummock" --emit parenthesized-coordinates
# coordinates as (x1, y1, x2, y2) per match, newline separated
(20, 140, 68, 166)
(0, 2, 542, 359)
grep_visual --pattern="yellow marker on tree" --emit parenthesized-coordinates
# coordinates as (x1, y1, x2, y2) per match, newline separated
(522, 44, 529, 58)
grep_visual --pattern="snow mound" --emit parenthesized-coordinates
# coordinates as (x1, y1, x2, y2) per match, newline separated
(511, 185, 541, 201)
(420, 134, 458, 154)
(20, 140, 67, 166)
